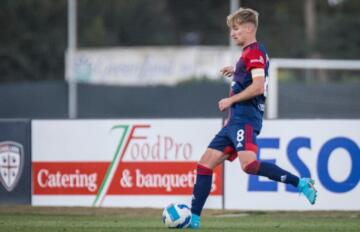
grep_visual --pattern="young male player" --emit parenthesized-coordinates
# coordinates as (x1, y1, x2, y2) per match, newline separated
(189, 8, 317, 229)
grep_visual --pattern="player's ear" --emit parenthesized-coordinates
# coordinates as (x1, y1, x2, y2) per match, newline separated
(246, 23, 256, 33)
(246, 25, 252, 33)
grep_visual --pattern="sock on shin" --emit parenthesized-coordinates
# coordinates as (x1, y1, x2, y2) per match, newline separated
(191, 164, 213, 216)
(257, 161, 299, 187)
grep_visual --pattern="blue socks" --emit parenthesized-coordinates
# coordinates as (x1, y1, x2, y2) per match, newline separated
(191, 161, 300, 217)
(257, 161, 299, 187)
(191, 164, 213, 216)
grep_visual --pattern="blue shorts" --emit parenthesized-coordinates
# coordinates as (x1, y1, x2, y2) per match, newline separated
(208, 123, 258, 162)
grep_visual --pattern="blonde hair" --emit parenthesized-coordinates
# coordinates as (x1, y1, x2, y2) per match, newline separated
(227, 8, 259, 28)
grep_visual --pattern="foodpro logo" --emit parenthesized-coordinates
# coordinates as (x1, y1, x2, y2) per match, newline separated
(0, 141, 24, 192)
(92, 124, 222, 206)
(32, 123, 222, 206)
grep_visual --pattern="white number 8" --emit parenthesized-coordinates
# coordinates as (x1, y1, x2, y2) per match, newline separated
(237, 129, 244, 142)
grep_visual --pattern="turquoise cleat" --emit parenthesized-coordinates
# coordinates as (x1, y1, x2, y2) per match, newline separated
(189, 214, 201, 229)
(297, 178, 317, 205)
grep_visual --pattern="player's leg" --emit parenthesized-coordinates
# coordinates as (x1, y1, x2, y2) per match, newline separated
(198, 148, 229, 169)
(190, 147, 228, 229)
(190, 129, 231, 229)
(192, 147, 227, 216)
(237, 150, 317, 204)
(238, 150, 300, 188)
(230, 123, 317, 205)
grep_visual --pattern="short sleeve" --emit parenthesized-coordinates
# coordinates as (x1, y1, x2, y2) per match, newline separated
(244, 49, 266, 72)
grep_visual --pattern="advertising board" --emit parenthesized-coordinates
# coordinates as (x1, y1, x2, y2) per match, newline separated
(32, 119, 223, 208)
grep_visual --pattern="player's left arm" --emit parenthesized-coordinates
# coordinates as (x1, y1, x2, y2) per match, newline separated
(218, 50, 266, 112)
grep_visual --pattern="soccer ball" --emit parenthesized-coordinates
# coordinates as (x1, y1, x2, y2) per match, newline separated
(162, 203, 192, 228)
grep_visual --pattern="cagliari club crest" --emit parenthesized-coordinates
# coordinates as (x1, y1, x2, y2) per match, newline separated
(0, 141, 24, 192)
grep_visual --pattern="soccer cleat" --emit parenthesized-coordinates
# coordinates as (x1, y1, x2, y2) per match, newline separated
(189, 214, 201, 229)
(297, 178, 317, 205)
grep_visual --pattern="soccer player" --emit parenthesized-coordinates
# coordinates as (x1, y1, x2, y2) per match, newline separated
(189, 8, 317, 229)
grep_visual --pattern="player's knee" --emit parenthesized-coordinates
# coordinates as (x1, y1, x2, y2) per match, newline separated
(198, 148, 223, 170)
(242, 160, 260, 175)
(196, 163, 213, 175)
(198, 156, 213, 170)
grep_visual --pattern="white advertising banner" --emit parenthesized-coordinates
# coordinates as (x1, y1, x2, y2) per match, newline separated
(225, 120, 360, 210)
(32, 119, 360, 210)
(32, 119, 223, 208)
(66, 47, 235, 85)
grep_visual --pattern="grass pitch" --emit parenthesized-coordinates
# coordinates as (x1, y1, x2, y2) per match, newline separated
(0, 206, 359, 232)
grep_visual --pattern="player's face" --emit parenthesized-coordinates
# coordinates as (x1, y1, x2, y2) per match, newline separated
(230, 22, 250, 46)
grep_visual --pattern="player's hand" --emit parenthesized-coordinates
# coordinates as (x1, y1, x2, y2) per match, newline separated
(218, 98, 233, 112)
(220, 66, 235, 77)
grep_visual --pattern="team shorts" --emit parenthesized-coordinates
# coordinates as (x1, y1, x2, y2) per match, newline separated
(208, 123, 259, 162)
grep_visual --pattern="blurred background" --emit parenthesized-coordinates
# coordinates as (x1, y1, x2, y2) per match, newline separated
(1, 0, 360, 219)
(0, 0, 359, 119)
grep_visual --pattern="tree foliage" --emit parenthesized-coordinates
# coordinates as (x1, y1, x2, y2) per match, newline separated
(0, 0, 359, 82)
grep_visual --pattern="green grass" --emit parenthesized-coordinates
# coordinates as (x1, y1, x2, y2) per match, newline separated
(0, 206, 359, 232)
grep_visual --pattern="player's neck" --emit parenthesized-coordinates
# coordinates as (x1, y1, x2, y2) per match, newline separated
(242, 38, 257, 49)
